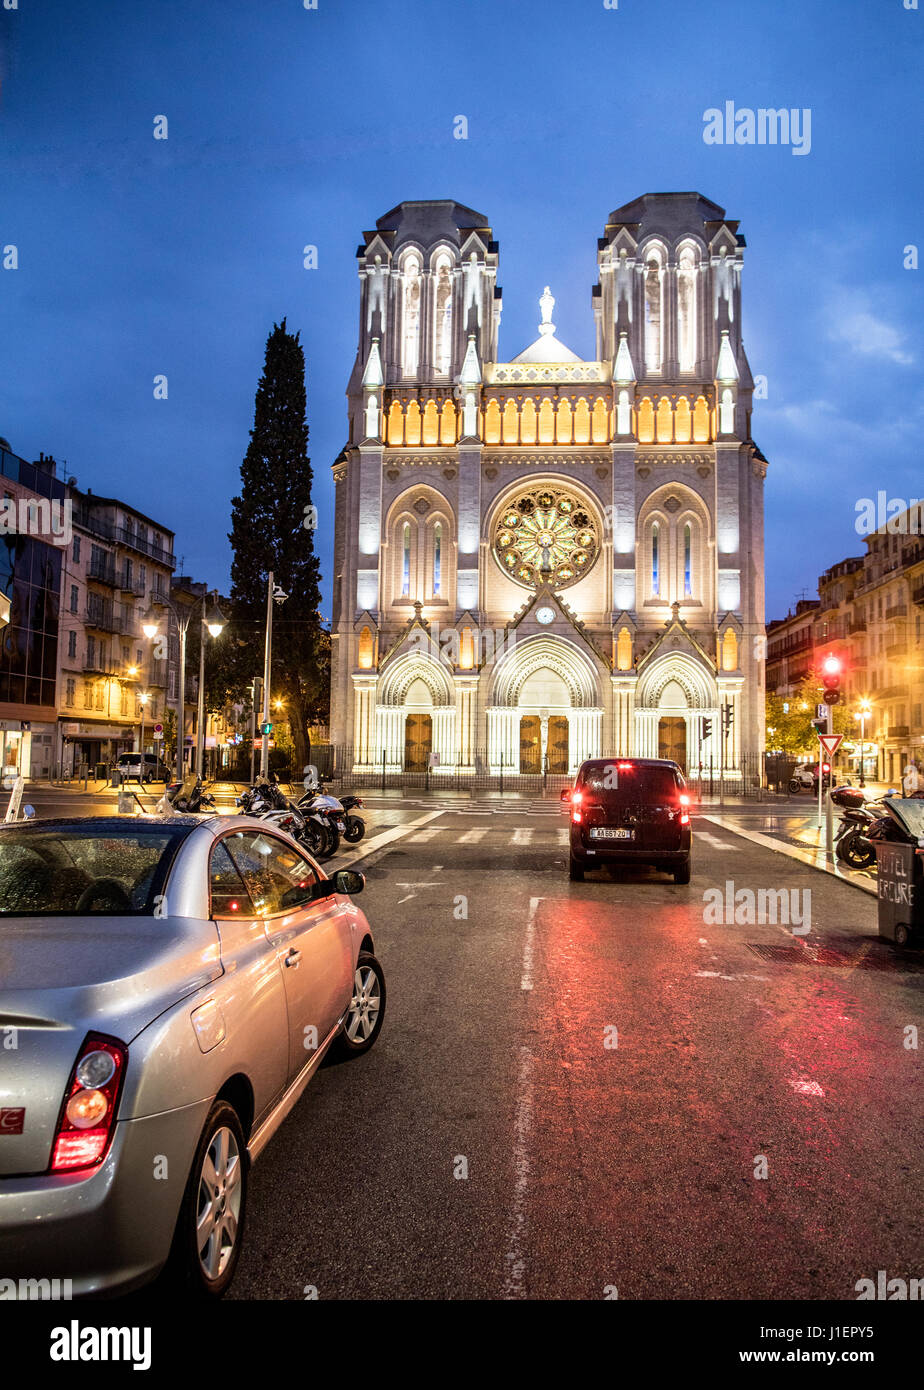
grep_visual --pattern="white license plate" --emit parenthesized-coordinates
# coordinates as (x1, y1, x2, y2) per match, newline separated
(590, 827, 633, 840)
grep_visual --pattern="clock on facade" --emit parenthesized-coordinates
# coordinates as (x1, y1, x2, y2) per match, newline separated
(535, 606, 555, 625)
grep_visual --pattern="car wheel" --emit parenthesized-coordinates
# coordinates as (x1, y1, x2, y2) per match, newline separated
(673, 855, 691, 885)
(166, 1099, 247, 1298)
(332, 951, 386, 1059)
(569, 856, 584, 881)
(894, 923, 910, 948)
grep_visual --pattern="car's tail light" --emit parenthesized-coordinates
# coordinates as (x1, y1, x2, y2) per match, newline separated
(617, 762, 633, 770)
(571, 791, 582, 806)
(50, 1035, 127, 1174)
(572, 810, 582, 823)
(679, 793, 690, 807)
(680, 812, 690, 825)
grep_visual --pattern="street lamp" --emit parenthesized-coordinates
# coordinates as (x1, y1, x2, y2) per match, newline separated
(260, 572, 288, 780)
(196, 593, 226, 778)
(855, 697, 872, 788)
(138, 690, 150, 759)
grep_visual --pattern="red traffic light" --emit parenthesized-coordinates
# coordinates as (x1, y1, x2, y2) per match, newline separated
(822, 654, 842, 677)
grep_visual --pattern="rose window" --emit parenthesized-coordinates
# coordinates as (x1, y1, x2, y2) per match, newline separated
(492, 486, 600, 590)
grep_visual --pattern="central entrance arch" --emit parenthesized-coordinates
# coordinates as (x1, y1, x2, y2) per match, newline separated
(658, 716, 686, 769)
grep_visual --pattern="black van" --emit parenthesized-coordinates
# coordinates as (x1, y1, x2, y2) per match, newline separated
(563, 757, 692, 883)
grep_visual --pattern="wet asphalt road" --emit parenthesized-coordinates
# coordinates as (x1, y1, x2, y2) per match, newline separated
(211, 806, 924, 1301)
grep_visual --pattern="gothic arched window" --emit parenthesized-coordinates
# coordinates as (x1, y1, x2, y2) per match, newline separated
(637, 397, 654, 443)
(358, 626, 374, 669)
(402, 253, 421, 378)
(693, 395, 710, 442)
(677, 245, 697, 372)
(433, 523, 442, 597)
(644, 246, 664, 372)
(433, 253, 453, 375)
(402, 524, 411, 597)
(387, 401, 404, 445)
(683, 523, 692, 597)
(651, 522, 661, 596)
(674, 396, 692, 444)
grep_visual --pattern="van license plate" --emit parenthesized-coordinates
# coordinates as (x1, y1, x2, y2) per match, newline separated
(590, 827, 633, 840)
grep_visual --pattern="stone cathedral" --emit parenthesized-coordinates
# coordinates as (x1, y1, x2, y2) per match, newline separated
(329, 193, 767, 779)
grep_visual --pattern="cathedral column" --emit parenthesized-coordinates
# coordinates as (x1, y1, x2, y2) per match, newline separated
(454, 674, 479, 770)
(431, 705, 457, 772)
(374, 706, 405, 772)
(351, 674, 378, 769)
(486, 707, 518, 774)
(568, 708, 603, 771)
(611, 676, 636, 755)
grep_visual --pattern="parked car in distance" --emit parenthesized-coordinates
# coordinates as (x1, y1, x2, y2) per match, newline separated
(0, 814, 385, 1298)
(563, 757, 692, 884)
(116, 752, 171, 784)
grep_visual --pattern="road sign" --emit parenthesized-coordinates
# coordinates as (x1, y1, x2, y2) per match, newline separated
(818, 733, 843, 755)
(815, 703, 829, 720)
(152, 730, 163, 741)
(153, 723, 163, 733)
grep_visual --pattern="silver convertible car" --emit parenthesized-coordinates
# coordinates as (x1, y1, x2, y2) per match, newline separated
(0, 815, 385, 1298)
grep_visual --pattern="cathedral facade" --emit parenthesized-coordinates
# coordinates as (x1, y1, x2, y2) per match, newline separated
(329, 193, 767, 779)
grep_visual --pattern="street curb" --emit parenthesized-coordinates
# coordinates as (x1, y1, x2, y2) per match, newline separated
(700, 814, 878, 898)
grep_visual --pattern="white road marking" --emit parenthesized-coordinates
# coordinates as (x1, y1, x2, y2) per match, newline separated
(556, 828, 569, 845)
(502, 1043, 535, 1300)
(335, 810, 446, 866)
(695, 970, 771, 981)
(521, 896, 543, 991)
(698, 937, 709, 946)
(460, 828, 488, 844)
(405, 827, 444, 843)
(512, 828, 533, 846)
(697, 830, 739, 851)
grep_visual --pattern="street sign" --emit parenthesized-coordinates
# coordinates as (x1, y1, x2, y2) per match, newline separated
(152, 730, 163, 741)
(153, 723, 163, 733)
(815, 703, 829, 720)
(818, 733, 843, 755)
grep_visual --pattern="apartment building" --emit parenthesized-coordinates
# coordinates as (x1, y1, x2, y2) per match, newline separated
(0, 443, 66, 780)
(57, 487, 176, 773)
(767, 508, 924, 782)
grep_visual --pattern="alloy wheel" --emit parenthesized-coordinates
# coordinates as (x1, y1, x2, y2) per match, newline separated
(345, 964, 382, 1042)
(196, 1124, 243, 1281)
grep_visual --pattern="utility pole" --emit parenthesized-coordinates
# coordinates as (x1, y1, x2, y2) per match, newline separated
(260, 573, 274, 779)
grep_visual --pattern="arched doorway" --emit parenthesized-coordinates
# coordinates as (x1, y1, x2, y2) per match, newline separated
(405, 713, 432, 770)
(519, 716, 541, 773)
(658, 716, 686, 769)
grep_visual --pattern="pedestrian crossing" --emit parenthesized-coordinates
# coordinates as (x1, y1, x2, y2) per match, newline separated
(405, 824, 570, 845)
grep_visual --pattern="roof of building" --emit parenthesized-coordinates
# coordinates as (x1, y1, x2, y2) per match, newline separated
(511, 286, 584, 364)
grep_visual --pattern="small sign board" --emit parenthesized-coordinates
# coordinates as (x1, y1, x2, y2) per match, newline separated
(152, 730, 164, 741)
(815, 703, 830, 720)
(428, 752, 440, 767)
(818, 733, 843, 755)
(153, 723, 163, 733)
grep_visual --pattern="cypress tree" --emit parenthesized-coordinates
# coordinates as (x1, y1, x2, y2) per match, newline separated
(228, 319, 326, 771)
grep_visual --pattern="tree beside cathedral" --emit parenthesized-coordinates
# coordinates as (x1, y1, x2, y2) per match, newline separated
(228, 319, 326, 771)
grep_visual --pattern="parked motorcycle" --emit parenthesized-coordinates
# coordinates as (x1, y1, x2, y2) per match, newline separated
(831, 786, 900, 870)
(296, 784, 348, 856)
(237, 778, 333, 859)
(165, 773, 216, 815)
(301, 784, 365, 844)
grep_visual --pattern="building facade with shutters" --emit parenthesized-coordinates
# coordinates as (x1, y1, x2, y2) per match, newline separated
(329, 194, 768, 779)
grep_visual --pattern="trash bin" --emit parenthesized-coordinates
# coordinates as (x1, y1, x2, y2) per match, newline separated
(110, 769, 121, 788)
(95, 762, 108, 780)
(873, 797, 924, 947)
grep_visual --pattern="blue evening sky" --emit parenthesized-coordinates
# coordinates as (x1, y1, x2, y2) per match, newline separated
(1, 0, 921, 620)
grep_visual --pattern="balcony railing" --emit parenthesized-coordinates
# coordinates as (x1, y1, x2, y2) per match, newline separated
(85, 601, 117, 632)
(87, 558, 117, 586)
(886, 605, 907, 621)
(849, 618, 867, 633)
(888, 725, 910, 740)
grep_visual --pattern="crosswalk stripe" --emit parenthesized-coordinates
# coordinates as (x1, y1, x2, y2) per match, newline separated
(512, 828, 533, 845)
(405, 827, 444, 843)
(697, 830, 739, 851)
(459, 828, 488, 844)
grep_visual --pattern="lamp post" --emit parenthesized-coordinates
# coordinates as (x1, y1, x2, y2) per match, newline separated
(195, 592, 226, 779)
(259, 572, 288, 780)
(139, 690, 149, 759)
(855, 697, 871, 788)
(143, 596, 189, 778)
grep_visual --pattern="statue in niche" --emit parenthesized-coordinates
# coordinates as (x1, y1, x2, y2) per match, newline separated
(463, 252, 481, 326)
(366, 254, 387, 332)
(713, 246, 735, 323)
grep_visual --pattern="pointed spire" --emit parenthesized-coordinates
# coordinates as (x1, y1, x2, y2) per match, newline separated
(459, 333, 481, 386)
(362, 337, 384, 389)
(614, 331, 636, 384)
(715, 329, 738, 383)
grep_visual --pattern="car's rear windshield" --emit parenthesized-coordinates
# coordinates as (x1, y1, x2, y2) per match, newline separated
(119, 755, 141, 764)
(578, 763, 682, 801)
(0, 824, 192, 916)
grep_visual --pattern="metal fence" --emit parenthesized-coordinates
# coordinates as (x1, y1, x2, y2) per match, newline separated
(308, 747, 779, 801)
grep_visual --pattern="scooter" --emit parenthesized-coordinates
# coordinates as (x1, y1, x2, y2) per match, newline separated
(297, 785, 347, 857)
(165, 773, 216, 815)
(238, 779, 332, 859)
(300, 783, 365, 844)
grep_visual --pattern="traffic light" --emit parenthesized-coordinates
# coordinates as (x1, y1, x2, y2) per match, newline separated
(700, 716, 713, 741)
(811, 717, 826, 735)
(722, 704, 734, 733)
(821, 653, 843, 706)
(260, 721, 273, 735)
